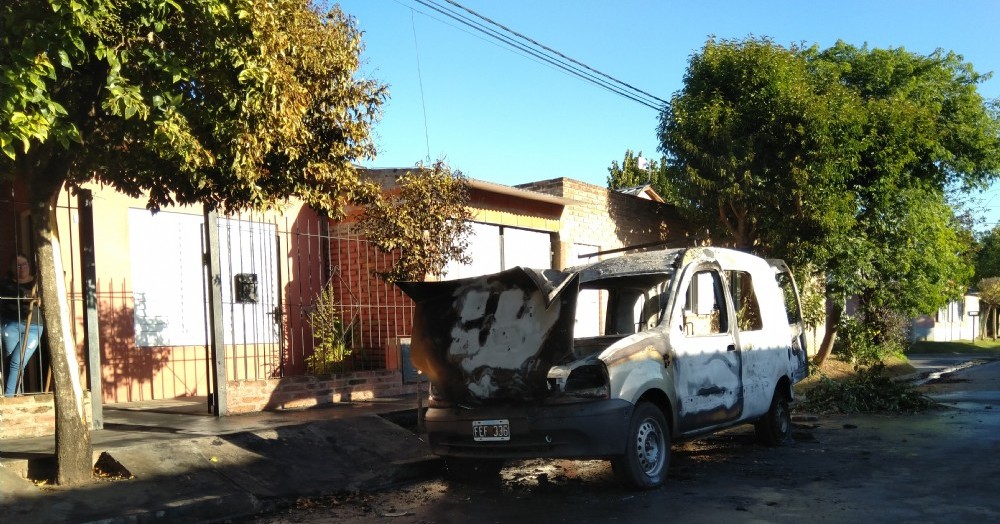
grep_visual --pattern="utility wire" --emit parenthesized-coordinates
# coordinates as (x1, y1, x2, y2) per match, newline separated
(391, 0, 599, 84)
(404, 0, 665, 110)
(410, 0, 660, 109)
(440, 0, 668, 106)
(410, 11, 433, 163)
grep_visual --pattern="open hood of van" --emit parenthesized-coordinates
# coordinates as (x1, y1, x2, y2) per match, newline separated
(397, 267, 579, 405)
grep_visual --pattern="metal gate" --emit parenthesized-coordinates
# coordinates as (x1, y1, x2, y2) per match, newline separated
(203, 209, 415, 413)
(0, 187, 415, 415)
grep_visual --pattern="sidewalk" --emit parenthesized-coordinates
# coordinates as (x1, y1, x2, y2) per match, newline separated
(0, 396, 440, 524)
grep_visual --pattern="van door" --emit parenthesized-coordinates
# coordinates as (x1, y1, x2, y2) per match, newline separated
(769, 261, 809, 383)
(725, 268, 778, 418)
(670, 267, 743, 432)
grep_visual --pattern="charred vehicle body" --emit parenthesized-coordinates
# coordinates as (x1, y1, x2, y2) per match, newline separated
(397, 247, 808, 489)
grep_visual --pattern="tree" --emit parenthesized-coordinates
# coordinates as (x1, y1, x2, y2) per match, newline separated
(357, 161, 473, 283)
(1, 0, 386, 484)
(974, 226, 1000, 281)
(974, 227, 1000, 339)
(850, 187, 974, 353)
(805, 43, 995, 361)
(659, 37, 1000, 365)
(606, 149, 679, 203)
(977, 277, 1000, 339)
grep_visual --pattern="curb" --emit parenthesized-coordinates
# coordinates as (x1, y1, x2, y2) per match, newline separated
(907, 358, 996, 386)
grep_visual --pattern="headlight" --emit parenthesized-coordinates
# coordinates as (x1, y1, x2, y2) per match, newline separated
(560, 362, 610, 400)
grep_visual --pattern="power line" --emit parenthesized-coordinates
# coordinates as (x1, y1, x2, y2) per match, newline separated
(409, 0, 661, 109)
(440, 0, 668, 106)
(403, 0, 665, 111)
(410, 11, 433, 163)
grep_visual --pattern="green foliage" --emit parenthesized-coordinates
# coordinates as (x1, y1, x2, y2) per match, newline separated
(659, 36, 854, 254)
(978, 277, 1000, 306)
(659, 37, 1000, 338)
(834, 316, 905, 368)
(801, 363, 935, 414)
(357, 161, 473, 283)
(2, 0, 387, 216)
(794, 264, 826, 330)
(974, 227, 1000, 281)
(306, 280, 351, 375)
(854, 187, 974, 319)
(606, 149, 680, 204)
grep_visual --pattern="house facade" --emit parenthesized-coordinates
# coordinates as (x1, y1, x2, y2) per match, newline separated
(0, 174, 693, 439)
(911, 294, 981, 343)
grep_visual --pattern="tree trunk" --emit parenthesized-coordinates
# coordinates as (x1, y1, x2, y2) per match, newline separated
(813, 301, 843, 366)
(981, 305, 992, 340)
(32, 189, 92, 485)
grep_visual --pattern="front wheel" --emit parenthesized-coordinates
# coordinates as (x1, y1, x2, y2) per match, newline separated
(612, 402, 670, 489)
(755, 388, 792, 446)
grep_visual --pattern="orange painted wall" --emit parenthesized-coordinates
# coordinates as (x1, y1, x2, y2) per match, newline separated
(70, 184, 329, 403)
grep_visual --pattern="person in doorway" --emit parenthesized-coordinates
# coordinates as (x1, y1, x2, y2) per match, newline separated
(1, 253, 44, 396)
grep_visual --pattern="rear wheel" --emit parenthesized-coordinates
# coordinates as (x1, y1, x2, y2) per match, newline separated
(755, 388, 792, 446)
(612, 402, 670, 489)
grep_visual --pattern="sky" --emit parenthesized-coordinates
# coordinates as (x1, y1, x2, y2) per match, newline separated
(334, 0, 1000, 228)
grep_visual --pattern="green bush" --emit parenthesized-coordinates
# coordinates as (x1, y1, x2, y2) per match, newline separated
(834, 315, 905, 368)
(306, 281, 352, 375)
(834, 317, 880, 368)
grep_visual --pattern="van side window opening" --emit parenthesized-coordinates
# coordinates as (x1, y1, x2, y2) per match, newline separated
(682, 271, 729, 336)
(775, 271, 803, 325)
(726, 270, 763, 332)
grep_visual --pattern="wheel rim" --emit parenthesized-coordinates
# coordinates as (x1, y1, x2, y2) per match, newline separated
(634, 417, 665, 477)
(775, 400, 790, 436)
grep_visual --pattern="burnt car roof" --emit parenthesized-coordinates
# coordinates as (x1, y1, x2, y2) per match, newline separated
(569, 248, 684, 283)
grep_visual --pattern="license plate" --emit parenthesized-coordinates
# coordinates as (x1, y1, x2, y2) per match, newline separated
(472, 419, 510, 441)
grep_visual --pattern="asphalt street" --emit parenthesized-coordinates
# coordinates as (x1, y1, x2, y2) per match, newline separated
(244, 354, 1000, 524)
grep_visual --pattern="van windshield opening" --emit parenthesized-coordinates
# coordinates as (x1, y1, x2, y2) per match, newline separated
(573, 272, 672, 339)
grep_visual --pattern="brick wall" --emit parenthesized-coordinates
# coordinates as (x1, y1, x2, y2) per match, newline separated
(0, 392, 94, 440)
(324, 226, 414, 368)
(517, 178, 694, 266)
(225, 370, 418, 414)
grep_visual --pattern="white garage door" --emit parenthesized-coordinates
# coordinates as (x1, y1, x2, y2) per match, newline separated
(502, 227, 552, 270)
(443, 223, 552, 279)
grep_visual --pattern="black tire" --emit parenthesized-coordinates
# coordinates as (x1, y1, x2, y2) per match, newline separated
(755, 388, 792, 446)
(612, 402, 670, 489)
(443, 457, 505, 481)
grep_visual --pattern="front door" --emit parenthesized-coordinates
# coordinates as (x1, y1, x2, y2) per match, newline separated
(669, 267, 743, 433)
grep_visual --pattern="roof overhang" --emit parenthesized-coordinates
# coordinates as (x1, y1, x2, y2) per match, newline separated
(360, 167, 578, 206)
(467, 178, 578, 206)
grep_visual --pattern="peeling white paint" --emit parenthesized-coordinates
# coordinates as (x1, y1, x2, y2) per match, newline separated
(467, 369, 496, 398)
(450, 287, 561, 373)
(404, 247, 807, 435)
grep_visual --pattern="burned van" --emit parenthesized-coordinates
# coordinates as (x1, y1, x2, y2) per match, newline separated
(397, 247, 808, 489)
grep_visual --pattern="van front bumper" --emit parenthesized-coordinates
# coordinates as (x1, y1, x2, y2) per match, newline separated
(424, 399, 633, 459)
